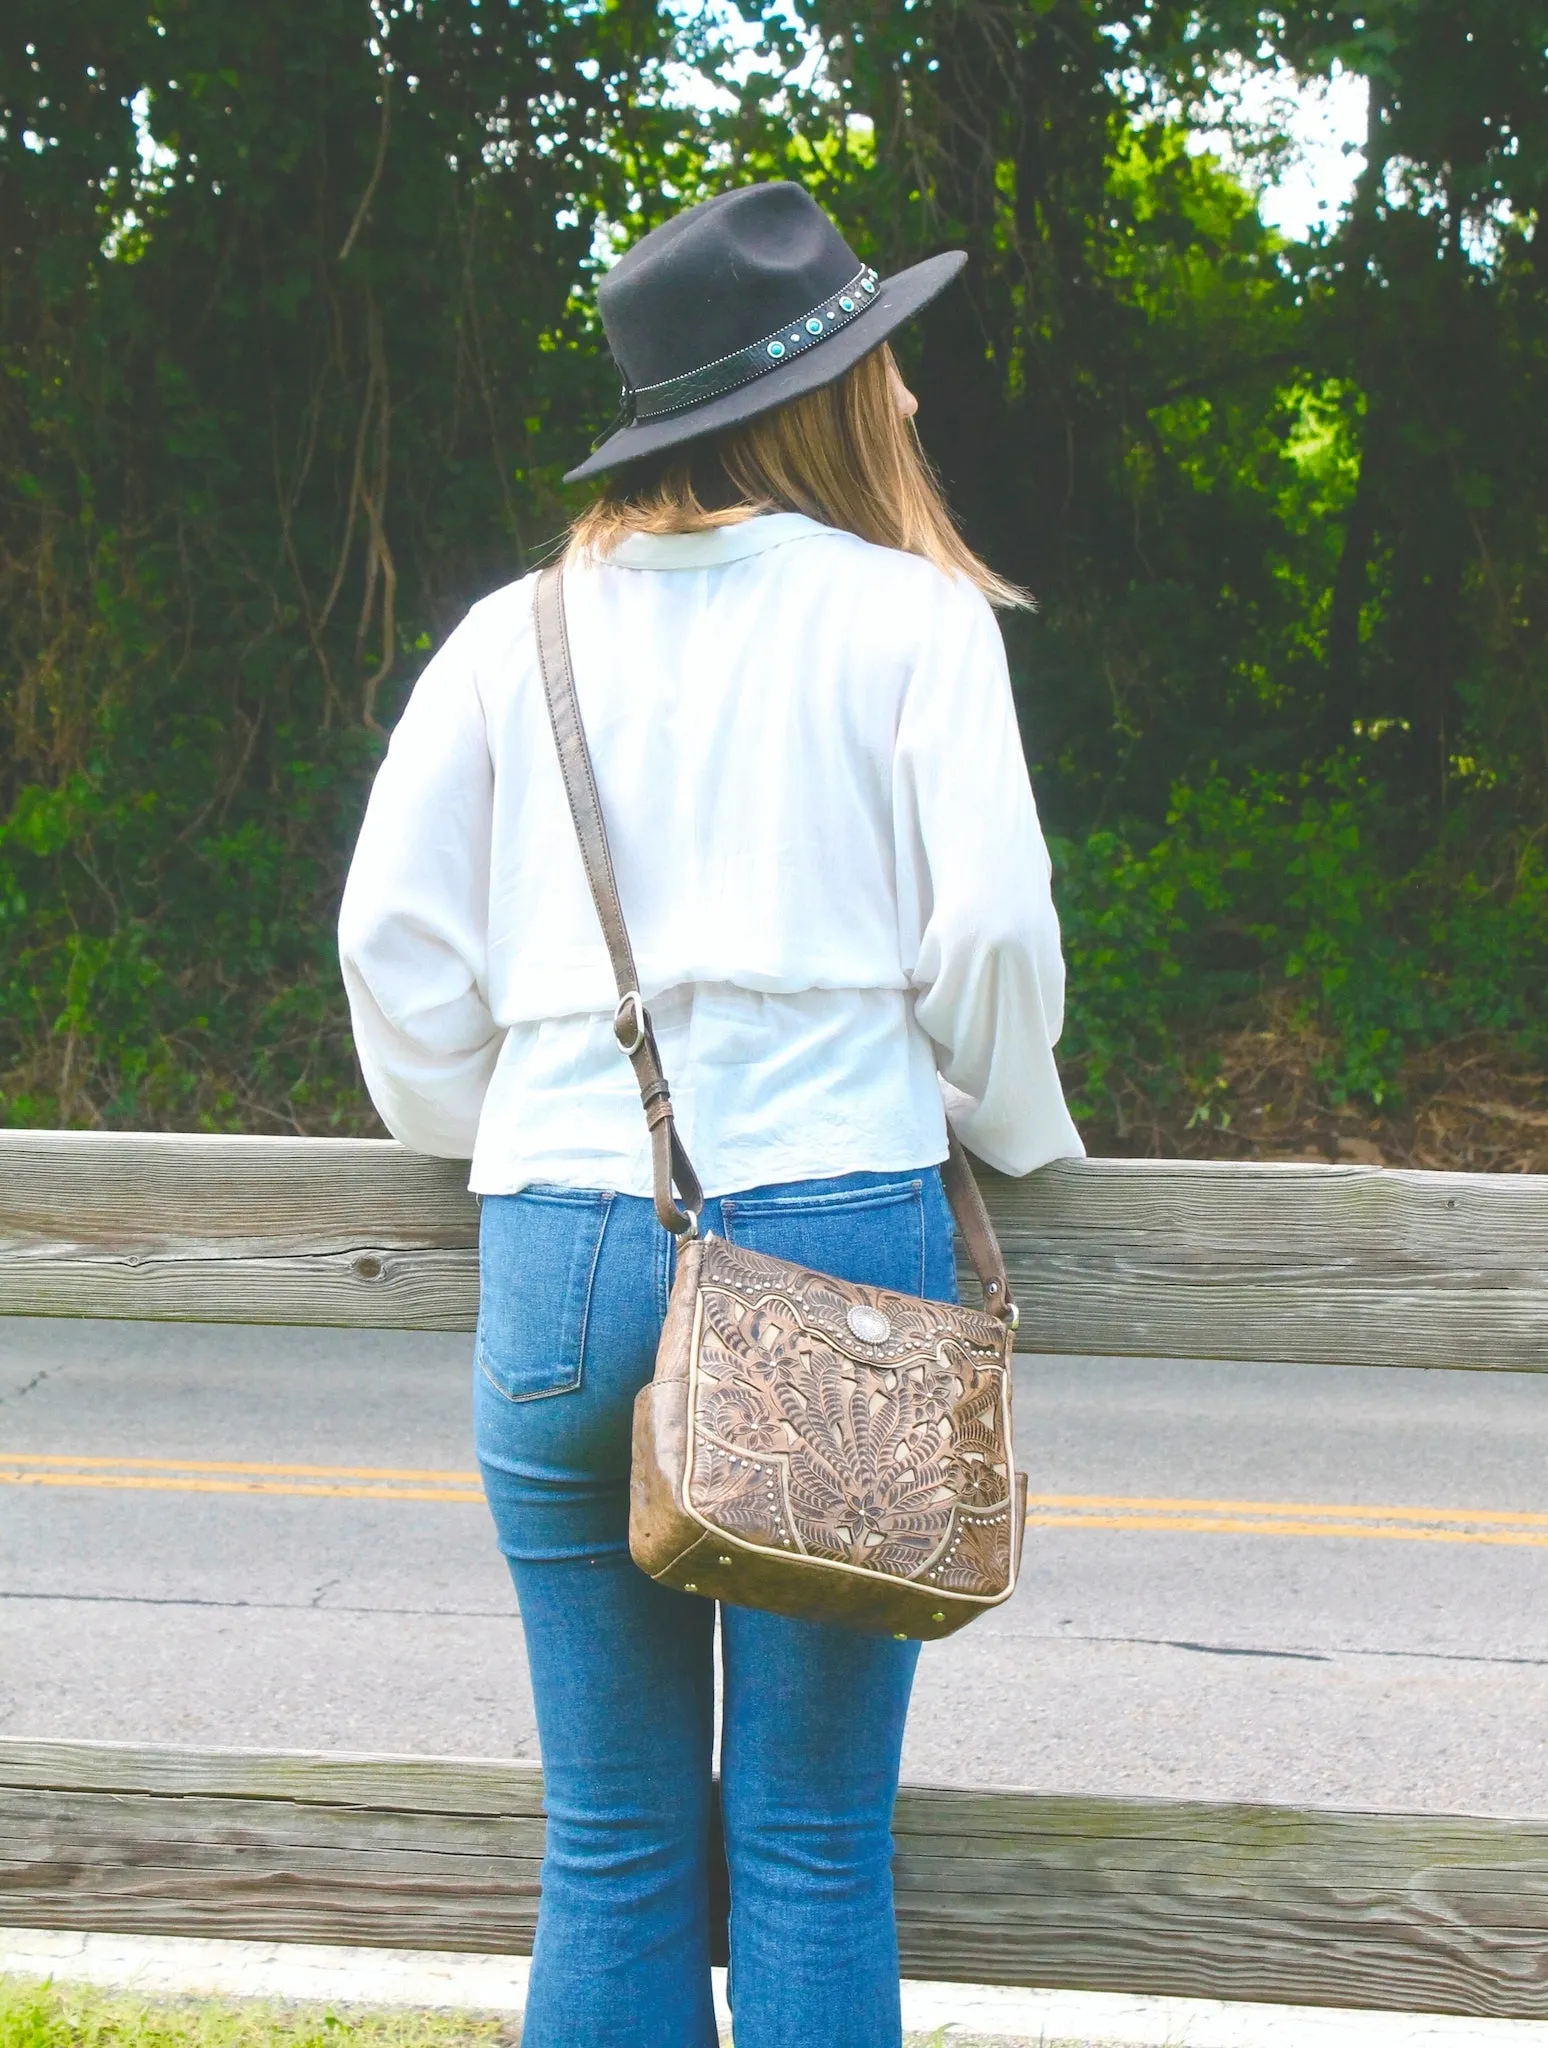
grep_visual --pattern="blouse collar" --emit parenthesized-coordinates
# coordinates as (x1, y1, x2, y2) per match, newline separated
(604, 512, 832, 572)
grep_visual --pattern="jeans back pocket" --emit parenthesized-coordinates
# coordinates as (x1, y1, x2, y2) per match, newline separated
(477, 1186, 613, 1404)
(722, 1177, 926, 1298)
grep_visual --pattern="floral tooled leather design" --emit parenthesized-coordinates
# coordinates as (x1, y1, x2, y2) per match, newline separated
(685, 1239, 1016, 1597)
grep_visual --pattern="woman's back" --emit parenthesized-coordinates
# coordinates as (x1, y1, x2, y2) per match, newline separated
(505, 516, 952, 1003)
(339, 511, 1080, 1195)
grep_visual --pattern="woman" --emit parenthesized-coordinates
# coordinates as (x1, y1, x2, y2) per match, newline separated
(339, 181, 1081, 2048)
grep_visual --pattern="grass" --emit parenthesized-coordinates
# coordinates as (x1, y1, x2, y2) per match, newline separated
(0, 1983, 506, 2048)
(0, 1982, 1117, 2048)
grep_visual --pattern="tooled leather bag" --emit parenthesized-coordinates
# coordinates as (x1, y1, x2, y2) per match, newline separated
(534, 564, 1026, 1640)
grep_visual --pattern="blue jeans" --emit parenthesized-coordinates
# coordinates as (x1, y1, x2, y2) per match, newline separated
(475, 1167, 958, 2048)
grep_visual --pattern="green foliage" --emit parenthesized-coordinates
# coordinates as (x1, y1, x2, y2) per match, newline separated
(1, 0, 1545, 1136)
(0, 748, 369, 1127)
(772, 0, 1548, 822)
(1054, 763, 1548, 1123)
(1, 0, 709, 1126)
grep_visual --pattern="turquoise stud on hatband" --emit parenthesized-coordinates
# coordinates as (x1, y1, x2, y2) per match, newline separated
(839, 296, 855, 312)
(767, 340, 785, 358)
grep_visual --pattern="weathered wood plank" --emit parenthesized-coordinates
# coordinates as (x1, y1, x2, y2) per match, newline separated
(0, 1740, 545, 1815)
(0, 1788, 547, 1863)
(985, 1157, 1548, 1371)
(890, 1783, 1548, 2013)
(892, 1855, 1548, 1924)
(0, 1862, 542, 1956)
(0, 1131, 478, 1331)
(887, 1896, 1548, 2015)
(0, 1742, 544, 1954)
(0, 1833, 541, 1892)
(3, 1132, 1546, 1368)
(4, 1741, 1548, 2017)
(0, 1853, 542, 1955)
(890, 1784, 1548, 1862)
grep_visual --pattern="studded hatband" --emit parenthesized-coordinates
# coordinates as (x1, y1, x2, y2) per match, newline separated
(619, 266, 881, 428)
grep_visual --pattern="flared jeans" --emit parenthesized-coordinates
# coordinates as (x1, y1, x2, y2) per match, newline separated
(474, 1166, 958, 2048)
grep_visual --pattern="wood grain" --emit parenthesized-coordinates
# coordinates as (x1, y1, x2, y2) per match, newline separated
(4, 1741, 1548, 2016)
(3, 1133, 1546, 1368)
(0, 1131, 479, 1331)
(0, 1739, 545, 1814)
(0, 1741, 545, 1955)
(984, 1157, 1548, 1371)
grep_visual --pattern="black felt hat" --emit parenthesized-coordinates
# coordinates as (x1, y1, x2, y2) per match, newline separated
(563, 182, 966, 483)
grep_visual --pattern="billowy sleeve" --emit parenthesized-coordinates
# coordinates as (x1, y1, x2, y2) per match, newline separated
(337, 613, 501, 1157)
(893, 578, 1085, 1176)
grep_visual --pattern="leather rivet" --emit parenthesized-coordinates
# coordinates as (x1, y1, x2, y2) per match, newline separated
(683, 1582, 698, 1592)
(893, 1632, 908, 1640)
(932, 1611, 946, 1622)
(718, 1556, 732, 1566)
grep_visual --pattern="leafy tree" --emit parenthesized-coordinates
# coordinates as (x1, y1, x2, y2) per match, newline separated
(1, 0, 693, 1124)
(1, 0, 1544, 1142)
(743, 0, 1548, 821)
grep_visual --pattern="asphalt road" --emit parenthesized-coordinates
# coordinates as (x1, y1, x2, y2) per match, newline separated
(3, 1315, 1547, 1815)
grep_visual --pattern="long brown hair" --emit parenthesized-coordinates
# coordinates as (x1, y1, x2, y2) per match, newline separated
(566, 343, 1029, 608)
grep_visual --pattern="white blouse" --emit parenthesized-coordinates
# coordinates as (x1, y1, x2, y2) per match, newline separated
(338, 512, 1083, 1196)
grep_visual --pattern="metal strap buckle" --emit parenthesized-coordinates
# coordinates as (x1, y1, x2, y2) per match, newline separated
(613, 990, 647, 1056)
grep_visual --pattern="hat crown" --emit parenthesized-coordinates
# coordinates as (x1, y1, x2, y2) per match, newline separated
(598, 183, 862, 395)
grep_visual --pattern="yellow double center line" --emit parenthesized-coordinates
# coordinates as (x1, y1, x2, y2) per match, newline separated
(0, 1452, 484, 1504)
(3, 1457, 1546, 1547)
(1027, 1495, 1548, 1549)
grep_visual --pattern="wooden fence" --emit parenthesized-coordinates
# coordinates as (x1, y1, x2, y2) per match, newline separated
(4, 1130, 1548, 2019)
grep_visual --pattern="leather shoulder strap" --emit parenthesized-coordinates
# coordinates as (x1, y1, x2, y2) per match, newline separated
(531, 563, 1017, 1325)
(941, 1128, 1016, 1326)
(534, 563, 703, 1235)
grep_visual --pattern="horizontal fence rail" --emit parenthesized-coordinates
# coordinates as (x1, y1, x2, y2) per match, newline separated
(6, 1134, 1548, 2023)
(3, 1130, 1547, 1368)
(3, 1740, 1548, 2019)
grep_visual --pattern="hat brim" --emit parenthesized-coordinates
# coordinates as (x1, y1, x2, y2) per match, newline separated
(562, 249, 967, 484)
